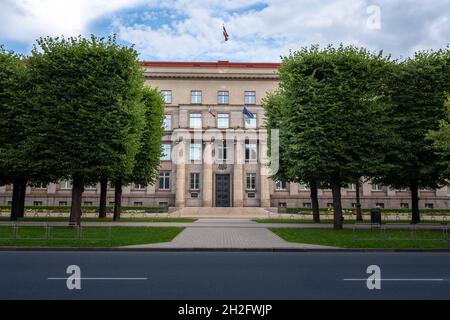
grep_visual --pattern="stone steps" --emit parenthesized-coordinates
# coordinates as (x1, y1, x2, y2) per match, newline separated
(169, 207, 277, 218)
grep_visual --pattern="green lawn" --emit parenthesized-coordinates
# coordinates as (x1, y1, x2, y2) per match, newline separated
(255, 219, 447, 225)
(0, 226, 184, 248)
(271, 228, 450, 249)
(0, 217, 196, 223)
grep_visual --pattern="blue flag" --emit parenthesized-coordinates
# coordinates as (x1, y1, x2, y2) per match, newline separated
(243, 107, 255, 119)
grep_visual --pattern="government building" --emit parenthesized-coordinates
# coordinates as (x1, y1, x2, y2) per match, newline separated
(0, 61, 449, 210)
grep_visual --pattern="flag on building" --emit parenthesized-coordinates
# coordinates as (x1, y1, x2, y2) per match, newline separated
(243, 106, 255, 119)
(223, 25, 229, 42)
(209, 107, 216, 118)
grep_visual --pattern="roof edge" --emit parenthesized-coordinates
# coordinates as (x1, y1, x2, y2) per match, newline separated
(141, 61, 281, 69)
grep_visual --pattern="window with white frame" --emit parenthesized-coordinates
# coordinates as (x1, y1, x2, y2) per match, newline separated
(159, 172, 170, 190)
(346, 183, 357, 191)
(161, 144, 172, 161)
(218, 91, 229, 105)
(245, 143, 258, 162)
(134, 183, 146, 190)
(275, 181, 287, 191)
(60, 179, 72, 190)
(371, 184, 383, 191)
(217, 141, 228, 161)
(190, 113, 202, 129)
(163, 115, 172, 131)
(245, 91, 256, 105)
(245, 114, 257, 129)
(217, 113, 229, 129)
(246, 173, 256, 190)
(191, 91, 202, 104)
(190, 173, 200, 190)
(161, 90, 172, 104)
(190, 143, 202, 161)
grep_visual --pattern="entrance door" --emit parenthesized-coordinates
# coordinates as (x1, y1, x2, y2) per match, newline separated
(215, 174, 231, 207)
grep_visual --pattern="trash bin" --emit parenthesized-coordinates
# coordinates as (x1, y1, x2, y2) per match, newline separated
(371, 208, 382, 224)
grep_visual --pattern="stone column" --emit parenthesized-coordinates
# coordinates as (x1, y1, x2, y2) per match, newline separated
(175, 141, 186, 207)
(203, 141, 214, 207)
(233, 140, 245, 207)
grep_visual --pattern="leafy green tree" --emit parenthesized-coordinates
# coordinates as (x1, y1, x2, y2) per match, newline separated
(0, 46, 33, 220)
(269, 45, 395, 230)
(377, 51, 450, 224)
(28, 36, 144, 226)
(112, 87, 164, 221)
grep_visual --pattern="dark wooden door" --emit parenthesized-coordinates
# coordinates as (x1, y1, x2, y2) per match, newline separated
(215, 175, 231, 207)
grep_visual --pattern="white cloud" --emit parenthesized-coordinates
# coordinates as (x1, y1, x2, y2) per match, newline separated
(0, 0, 149, 42)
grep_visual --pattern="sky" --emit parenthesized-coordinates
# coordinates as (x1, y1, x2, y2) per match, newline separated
(0, 0, 449, 62)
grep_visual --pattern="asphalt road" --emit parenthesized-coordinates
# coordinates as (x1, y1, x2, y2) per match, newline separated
(0, 251, 450, 300)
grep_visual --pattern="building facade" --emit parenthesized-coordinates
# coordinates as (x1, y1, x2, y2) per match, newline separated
(0, 61, 449, 210)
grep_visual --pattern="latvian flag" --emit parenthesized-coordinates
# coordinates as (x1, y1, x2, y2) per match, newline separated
(223, 25, 229, 42)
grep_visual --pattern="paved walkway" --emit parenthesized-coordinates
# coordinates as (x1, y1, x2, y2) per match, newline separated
(122, 219, 336, 249)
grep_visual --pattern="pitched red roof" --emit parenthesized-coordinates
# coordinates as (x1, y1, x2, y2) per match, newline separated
(142, 60, 280, 69)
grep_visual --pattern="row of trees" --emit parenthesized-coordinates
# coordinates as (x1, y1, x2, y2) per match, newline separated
(0, 36, 164, 225)
(265, 45, 450, 229)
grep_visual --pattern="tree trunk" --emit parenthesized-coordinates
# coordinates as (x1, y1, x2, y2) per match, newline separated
(309, 180, 320, 223)
(113, 178, 123, 222)
(10, 181, 21, 221)
(69, 175, 84, 226)
(355, 178, 363, 222)
(99, 177, 108, 219)
(410, 181, 420, 224)
(331, 180, 343, 230)
(17, 180, 27, 218)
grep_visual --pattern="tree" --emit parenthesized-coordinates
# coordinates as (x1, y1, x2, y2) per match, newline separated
(0, 46, 33, 221)
(268, 45, 395, 230)
(28, 36, 144, 226)
(376, 51, 450, 224)
(113, 87, 164, 221)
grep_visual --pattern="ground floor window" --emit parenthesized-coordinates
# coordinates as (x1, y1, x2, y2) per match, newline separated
(246, 173, 256, 190)
(425, 203, 434, 209)
(190, 173, 200, 190)
(401, 203, 409, 209)
(275, 181, 287, 191)
(159, 172, 170, 190)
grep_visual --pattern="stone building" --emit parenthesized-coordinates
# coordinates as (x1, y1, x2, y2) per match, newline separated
(0, 61, 448, 210)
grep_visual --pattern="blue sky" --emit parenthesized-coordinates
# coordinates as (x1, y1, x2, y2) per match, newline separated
(0, 0, 449, 62)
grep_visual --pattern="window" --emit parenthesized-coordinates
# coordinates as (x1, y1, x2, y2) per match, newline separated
(84, 201, 93, 206)
(85, 184, 97, 190)
(245, 143, 258, 162)
(162, 90, 172, 104)
(109, 201, 115, 206)
(425, 203, 434, 209)
(161, 144, 172, 161)
(60, 179, 72, 190)
(376, 203, 385, 208)
(217, 141, 228, 161)
(190, 113, 202, 129)
(59, 201, 68, 206)
(134, 202, 143, 207)
(159, 202, 169, 208)
(401, 203, 409, 209)
(371, 184, 383, 191)
(190, 143, 202, 161)
(245, 91, 256, 105)
(303, 202, 312, 209)
(299, 184, 310, 191)
(163, 115, 172, 131)
(217, 113, 229, 129)
(245, 114, 257, 129)
(218, 91, 229, 105)
(346, 183, 357, 191)
(275, 181, 287, 191)
(159, 172, 170, 190)
(246, 173, 256, 190)
(134, 184, 146, 190)
(33, 201, 43, 206)
(191, 91, 202, 104)
(35, 183, 47, 189)
(190, 173, 200, 190)
(327, 203, 334, 209)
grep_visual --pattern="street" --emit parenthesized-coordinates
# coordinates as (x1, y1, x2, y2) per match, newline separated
(0, 251, 449, 300)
